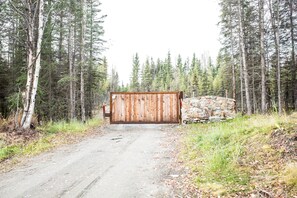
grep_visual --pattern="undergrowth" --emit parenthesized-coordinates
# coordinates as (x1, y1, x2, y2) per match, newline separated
(0, 118, 102, 162)
(183, 113, 297, 196)
(0, 146, 21, 161)
(44, 118, 101, 134)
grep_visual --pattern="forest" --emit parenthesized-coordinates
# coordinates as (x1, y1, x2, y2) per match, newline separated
(0, 0, 114, 129)
(0, 0, 296, 129)
(126, 0, 297, 116)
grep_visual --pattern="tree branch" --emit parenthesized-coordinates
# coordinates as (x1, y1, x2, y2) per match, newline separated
(32, 0, 39, 29)
(8, 0, 25, 18)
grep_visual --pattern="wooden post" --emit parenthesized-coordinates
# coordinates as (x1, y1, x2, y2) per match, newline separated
(110, 92, 112, 123)
(102, 104, 105, 118)
(179, 92, 183, 124)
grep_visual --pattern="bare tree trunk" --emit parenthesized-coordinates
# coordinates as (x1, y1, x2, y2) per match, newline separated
(73, 20, 77, 119)
(238, 0, 252, 115)
(47, 0, 53, 121)
(68, 15, 75, 120)
(58, 11, 63, 73)
(259, 0, 267, 113)
(229, 4, 236, 100)
(88, 0, 94, 118)
(238, 31, 244, 112)
(14, 88, 21, 129)
(240, 56, 244, 112)
(252, 58, 257, 112)
(269, 0, 282, 114)
(21, 3, 34, 126)
(289, 0, 297, 110)
(22, 0, 45, 128)
(80, 0, 86, 123)
(276, 0, 281, 115)
(21, 42, 34, 126)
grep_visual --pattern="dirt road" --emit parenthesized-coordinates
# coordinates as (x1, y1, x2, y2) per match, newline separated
(0, 125, 179, 198)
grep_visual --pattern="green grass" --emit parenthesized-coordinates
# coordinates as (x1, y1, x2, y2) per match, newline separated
(183, 113, 294, 195)
(43, 118, 102, 134)
(0, 118, 102, 162)
(22, 135, 55, 155)
(0, 145, 21, 161)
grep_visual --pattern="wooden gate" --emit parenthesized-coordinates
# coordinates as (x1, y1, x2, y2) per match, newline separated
(110, 92, 182, 124)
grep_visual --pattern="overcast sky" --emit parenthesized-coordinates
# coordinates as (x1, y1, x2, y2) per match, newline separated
(100, 0, 221, 84)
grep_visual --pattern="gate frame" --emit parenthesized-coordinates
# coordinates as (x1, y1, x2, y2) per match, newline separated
(109, 91, 183, 124)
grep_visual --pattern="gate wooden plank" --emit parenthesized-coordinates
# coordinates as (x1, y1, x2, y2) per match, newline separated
(137, 94, 140, 122)
(163, 94, 166, 121)
(166, 94, 170, 121)
(176, 93, 179, 121)
(140, 94, 144, 122)
(116, 95, 120, 121)
(113, 95, 116, 122)
(131, 94, 134, 122)
(160, 94, 163, 122)
(150, 94, 154, 122)
(110, 92, 112, 123)
(125, 94, 128, 122)
(133, 94, 137, 122)
(119, 95, 122, 121)
(155, 94, 159, 122)
(110, 92, 181, 124)
(170, 94, 173, 122)
(128, 94, 131, 122)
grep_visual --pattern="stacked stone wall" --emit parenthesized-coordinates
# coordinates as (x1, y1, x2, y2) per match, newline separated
(182, 96, 236, 123)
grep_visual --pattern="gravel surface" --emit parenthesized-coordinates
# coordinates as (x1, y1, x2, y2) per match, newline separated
(0, 124, 180, 198)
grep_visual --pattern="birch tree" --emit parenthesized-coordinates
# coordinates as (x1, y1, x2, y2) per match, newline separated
(0, 0, 107, 122)
(9, 0, 46, 129)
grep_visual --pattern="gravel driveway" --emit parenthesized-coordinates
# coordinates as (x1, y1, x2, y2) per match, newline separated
(0, 124, 179, 198)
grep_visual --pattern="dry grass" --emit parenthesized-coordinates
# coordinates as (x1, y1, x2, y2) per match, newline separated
(0, 117, 103, 168)
(182, 113, 297, 197)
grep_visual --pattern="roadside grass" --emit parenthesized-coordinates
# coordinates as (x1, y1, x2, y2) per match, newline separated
(183, 113, 297, 196)
(0, 145, 21, 161)
(44, 118, 101, 134)
(0, 118, 102, 163)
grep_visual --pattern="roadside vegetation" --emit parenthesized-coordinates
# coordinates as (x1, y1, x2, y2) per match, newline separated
(0, 118, 103, 165)
(183, 113, 297, 197)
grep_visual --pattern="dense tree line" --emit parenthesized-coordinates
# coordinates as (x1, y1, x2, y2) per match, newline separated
(128, 0, 296, 115)
(218, 0, 296, 114)
(0, 0, 111, 128)
(128, 52, 219, 98)
(0, 0, 296, 130)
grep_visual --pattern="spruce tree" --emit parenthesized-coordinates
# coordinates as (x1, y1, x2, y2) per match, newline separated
(130, 53, 140, 91)
(141, 58, 153, 91)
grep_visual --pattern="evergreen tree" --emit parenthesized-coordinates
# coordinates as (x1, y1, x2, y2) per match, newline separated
(0, 0, 108, 125)
(152, 58, 163, 91)
(141, 58, 153, 91)
(130, 53, 140, 91)
(165, 51, 173, 90)
(110, 68, 119, 92)
(190, 54, 200, 97)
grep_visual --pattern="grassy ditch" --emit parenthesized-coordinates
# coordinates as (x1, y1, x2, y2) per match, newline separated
(183, 113, 297, 197)
(0, 118, 102, 163)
